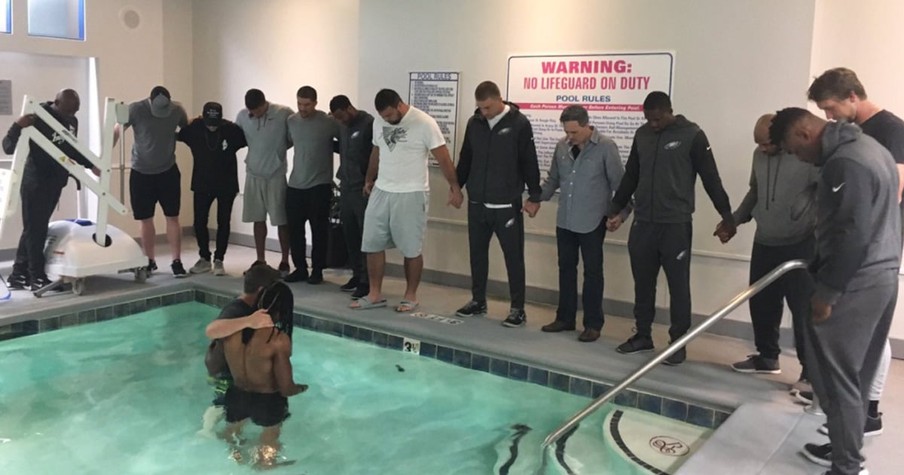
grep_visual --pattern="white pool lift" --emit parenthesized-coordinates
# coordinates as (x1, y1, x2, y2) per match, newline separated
(0, 96, 147, 298)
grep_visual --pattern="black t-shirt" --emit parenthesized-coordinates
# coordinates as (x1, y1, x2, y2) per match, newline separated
(218, 298, 255, 320)
(861, 110, 904, 214)
(177, 118, 247, 194)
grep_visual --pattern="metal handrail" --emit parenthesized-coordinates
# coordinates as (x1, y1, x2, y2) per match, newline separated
(541, 259, 809, 448)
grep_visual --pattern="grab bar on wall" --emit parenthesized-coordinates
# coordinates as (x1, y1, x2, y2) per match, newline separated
(541, 259, 809, 449)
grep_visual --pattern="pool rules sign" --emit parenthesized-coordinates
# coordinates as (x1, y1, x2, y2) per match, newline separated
(408, 72, 460, 167)
(507, 53, 674, 172)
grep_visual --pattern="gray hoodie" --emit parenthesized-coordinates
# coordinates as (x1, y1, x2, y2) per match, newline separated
(732, 150, 818, 246)
(812, 121, 901, 304)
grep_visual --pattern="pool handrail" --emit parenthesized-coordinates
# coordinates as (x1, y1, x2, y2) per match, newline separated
(541, 259, 809, 449)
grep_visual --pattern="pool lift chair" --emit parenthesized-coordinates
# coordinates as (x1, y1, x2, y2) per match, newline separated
(0, 96, 148, 298)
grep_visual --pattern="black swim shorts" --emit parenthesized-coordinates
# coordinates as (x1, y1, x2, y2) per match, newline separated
(224, 386, 290, 427)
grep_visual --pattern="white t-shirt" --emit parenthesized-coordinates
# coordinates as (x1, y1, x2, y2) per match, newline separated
(372, 106, 445, 192)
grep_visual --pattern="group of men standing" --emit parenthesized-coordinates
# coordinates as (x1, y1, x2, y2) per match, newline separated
(2, 68, 899, 474)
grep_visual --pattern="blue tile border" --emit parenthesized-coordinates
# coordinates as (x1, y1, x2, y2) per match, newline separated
(0, 288, 733, 430)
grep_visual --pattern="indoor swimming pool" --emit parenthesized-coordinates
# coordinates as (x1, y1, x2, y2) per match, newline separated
(0, 301, 711, 474)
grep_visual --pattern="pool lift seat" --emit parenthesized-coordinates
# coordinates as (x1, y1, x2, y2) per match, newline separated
(0, 96, 148, 297)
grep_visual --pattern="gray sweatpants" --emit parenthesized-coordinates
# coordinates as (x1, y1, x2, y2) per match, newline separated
(806, 280, 896, 475)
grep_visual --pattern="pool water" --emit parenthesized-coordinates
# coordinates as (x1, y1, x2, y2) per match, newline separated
(0, 302, 703, 474)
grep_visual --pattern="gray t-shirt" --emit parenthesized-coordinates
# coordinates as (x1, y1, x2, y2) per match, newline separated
(127, 100, 188, 174)
(235, 103, 293, 179)
(287, 110, 341, 189)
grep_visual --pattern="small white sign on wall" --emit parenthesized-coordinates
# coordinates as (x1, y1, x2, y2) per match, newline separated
(408, 72, 460, 167)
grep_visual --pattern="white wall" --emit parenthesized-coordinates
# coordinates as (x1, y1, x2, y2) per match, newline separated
(191, 0, 359, 250)
(358, 0, 816, 327)
(810, 0, 904, 344)
(0, 0, 194, 255)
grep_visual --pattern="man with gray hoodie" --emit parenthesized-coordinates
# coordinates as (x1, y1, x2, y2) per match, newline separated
(719, 114, 817, 380)
(608, 91, 735, 365)
(770, 107, 900, 475)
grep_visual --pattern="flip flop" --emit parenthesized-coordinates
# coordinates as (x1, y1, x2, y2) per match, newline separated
(395, 300, 419, 312)
(350, 296, 387, 310)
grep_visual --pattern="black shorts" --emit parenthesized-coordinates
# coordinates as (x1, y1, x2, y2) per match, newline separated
(130, 164, 181, 220)
(224, 386, 290, 427)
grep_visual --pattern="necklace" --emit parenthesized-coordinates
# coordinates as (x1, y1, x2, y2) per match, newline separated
(204, 127, 223, 152)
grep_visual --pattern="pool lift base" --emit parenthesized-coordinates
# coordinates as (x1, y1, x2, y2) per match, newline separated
(0, 96, 145, 298)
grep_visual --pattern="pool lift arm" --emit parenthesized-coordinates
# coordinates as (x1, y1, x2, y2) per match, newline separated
(0, 95, 148, 297)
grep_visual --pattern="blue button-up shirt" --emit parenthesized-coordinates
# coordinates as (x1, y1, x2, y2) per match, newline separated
(540, 127, 625, 233)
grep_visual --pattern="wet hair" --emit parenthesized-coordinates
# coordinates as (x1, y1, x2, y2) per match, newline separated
(297, 85, 317, 101)
(768, 107, 812, 148)
(808, 67, 868, 102)
(329, 94, 352, 112)
(474, 81, 502, 101)
(374, 88, 402, 112)
(245, 89, 266, 110)
(560, 105, 589, 126)
(242, 263, 281, 294)
(242, 282, 295, 344)
(642, 91, 672, 112)
(150, 85, 171, 100)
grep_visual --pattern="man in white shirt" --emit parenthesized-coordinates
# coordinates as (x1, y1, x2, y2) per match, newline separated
(350, 89, 463, 312)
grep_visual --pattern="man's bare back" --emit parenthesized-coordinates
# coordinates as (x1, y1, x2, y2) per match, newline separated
(223, 327, 304, 396)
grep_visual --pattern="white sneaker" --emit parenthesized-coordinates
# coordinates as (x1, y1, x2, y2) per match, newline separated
(190, 258, 212, 274)
(213, 259, 226, 276)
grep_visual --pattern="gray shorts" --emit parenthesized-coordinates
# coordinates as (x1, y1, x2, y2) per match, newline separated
(362, 188, 428, 258)
(242, 173, 288, 225)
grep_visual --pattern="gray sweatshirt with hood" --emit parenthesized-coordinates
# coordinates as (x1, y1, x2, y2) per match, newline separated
(732, 150, 819, 246)
(811, 121, 901, 305)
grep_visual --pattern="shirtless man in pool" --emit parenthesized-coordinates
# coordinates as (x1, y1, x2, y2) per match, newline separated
(221, 281, 308, 466)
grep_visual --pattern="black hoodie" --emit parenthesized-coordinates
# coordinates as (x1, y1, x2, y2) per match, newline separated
(456, 102, 541, 205)
(2, 101, 93, 189)
(612, 115, 732, 224)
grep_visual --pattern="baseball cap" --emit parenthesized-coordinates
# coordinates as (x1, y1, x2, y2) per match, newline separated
(203, 102, 223, 127)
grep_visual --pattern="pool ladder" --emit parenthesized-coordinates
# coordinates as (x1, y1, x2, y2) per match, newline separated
(541, 259, 809, 449)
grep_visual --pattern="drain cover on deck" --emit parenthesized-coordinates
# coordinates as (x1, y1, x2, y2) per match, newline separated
(606, 408, 710, 474)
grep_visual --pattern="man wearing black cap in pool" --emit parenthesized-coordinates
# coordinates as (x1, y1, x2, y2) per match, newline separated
(177, 102, 247, 276)
(116, 86, 189, 277)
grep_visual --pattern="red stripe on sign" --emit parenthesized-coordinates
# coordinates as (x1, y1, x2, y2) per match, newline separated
(516, 103, 643, 112)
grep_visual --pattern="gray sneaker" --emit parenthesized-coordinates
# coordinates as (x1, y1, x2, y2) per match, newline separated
(213, 259, 226, 276)
(190, 258, 212, 274)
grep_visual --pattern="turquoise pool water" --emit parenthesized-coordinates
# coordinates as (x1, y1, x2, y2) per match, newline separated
(0, 302, 681, 474)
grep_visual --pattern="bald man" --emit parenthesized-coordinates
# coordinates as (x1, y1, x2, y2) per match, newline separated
(770, 107, 899, 475)
(2, 90, 98, 291)
(716, 114, 818, 386)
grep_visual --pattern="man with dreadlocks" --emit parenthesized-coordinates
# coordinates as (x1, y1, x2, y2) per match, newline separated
(221, 281, 308, 466)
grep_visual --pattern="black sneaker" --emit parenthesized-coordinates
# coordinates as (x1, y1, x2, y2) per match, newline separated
(30, 275, 55, 292)
(7, 272, 29, 291)
(616, 334, 655, 354)
(340, 277, 359, 292)
(278, 261, 291, 278)
(455, 300, 487, 317)
(351, 285, 369, 300)
(731, 354, 781, 374)
(147, 259, 158, 275)
(819, 413, 883, 437)
(663, 345, 687, 366)
(284, 269, 308, 283)
(802, 443, 832, 467)
(801, 442, 866, 469)
(171, 260, 188, 278)
(795, 390, 814, 405)
(307, 270, 323, 285)
(501, 308, 526, 328)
